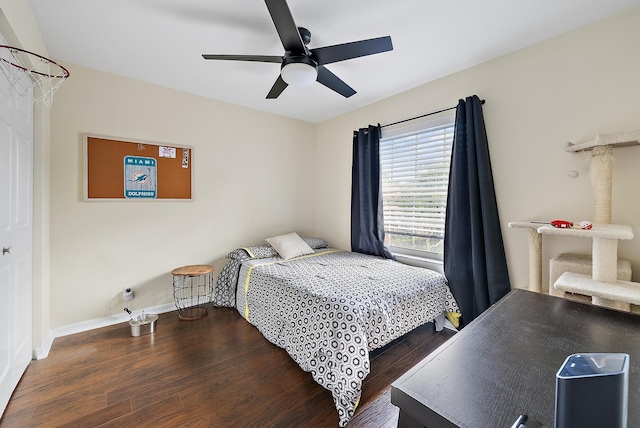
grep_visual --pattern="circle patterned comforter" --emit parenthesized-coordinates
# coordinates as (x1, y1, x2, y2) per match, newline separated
(215, 242, 460, 427)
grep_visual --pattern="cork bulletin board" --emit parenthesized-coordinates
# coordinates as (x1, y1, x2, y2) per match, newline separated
(84, 135, 192, 200)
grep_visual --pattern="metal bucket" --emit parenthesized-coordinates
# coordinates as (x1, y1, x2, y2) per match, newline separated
(129, 314, 158, 336)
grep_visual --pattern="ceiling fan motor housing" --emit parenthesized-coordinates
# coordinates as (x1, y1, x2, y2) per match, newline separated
(298, 27, 311, 45)
(281, 54, 317, 70)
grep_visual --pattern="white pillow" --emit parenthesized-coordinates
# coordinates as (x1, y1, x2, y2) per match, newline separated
(265, 232, 314, 260)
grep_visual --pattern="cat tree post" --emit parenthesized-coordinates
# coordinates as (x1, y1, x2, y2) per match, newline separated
(528, 229, 542, 293)
(590, 146, 612, 223)
(507, 222, 542, 293)
(588, 145, 629, 309)
(591, 236, 629, 311)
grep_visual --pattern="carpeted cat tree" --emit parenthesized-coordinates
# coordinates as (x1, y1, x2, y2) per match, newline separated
(509, 128, 640, 311)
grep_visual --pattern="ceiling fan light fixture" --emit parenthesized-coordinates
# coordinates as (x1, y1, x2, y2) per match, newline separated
(281, 61, 318, 86)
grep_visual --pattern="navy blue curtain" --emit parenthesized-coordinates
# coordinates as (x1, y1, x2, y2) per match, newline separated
(351, 125, 393, 259)
(444, 96, 510, 328)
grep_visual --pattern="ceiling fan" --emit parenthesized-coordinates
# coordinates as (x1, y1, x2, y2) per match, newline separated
(202, 0, 393, 99)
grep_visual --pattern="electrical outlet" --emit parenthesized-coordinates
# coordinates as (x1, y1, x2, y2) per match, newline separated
(123, 287, 134, 301)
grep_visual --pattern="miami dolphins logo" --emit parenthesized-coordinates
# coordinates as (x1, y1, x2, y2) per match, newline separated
(130, 172, 150, 184)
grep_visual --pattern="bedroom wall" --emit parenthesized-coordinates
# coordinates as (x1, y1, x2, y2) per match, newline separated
(49, 64, 315, 328)
(314, 7, 640, 293)
(11, 2, 640, 346)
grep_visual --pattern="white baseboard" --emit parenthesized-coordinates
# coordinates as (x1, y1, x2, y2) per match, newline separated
(32, 334, 55, 360)
(33, 302, 176, 360)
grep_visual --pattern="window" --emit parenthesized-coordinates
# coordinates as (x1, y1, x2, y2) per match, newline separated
(380, 115, 455, 259)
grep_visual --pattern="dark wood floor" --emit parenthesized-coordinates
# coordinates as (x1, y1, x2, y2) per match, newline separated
(0, 306, 454, 428)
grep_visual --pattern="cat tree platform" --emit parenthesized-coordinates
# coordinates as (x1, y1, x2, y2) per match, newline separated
(565, 128, 640, 152)
(536, 223, 633, 240)
(549, 253, 632, 301)
(555, 272, 640, 309)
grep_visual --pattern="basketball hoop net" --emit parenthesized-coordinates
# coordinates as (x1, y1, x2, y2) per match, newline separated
(0, 45, 70, 108)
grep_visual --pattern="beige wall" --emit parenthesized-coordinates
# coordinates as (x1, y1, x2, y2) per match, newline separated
(314, 7, 640, 292)
(49, 64, 315, 327)
(4, 2, 640, 341)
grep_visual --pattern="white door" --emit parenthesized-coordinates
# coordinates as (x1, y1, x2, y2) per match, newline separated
(0, 49, 34, 416)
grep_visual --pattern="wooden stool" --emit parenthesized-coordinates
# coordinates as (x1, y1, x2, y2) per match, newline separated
(171, 265, 214, 320)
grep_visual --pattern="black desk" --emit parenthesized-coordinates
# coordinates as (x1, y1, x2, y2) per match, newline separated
(391, 289, 640, 427)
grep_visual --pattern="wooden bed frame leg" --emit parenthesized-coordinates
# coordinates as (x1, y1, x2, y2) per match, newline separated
(434, 313, 445, 331)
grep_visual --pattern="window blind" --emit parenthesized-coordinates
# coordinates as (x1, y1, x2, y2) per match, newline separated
(380, 120, 455, 254)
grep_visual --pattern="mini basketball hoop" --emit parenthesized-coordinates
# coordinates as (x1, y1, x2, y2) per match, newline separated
(0, 45, 69, 108)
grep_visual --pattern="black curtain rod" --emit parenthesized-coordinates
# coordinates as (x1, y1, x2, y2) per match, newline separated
(380, 99, 485, 129)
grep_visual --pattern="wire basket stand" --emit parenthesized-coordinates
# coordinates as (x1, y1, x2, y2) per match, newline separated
(0, 45, 70, 107)
(171, 265, 214, 320)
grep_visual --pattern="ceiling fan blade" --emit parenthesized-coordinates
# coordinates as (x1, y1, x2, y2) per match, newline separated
(316, 66, 356, 98)
(202, 54, 282, 63)
(266, 75, 288, 99)
(311, 36, 393, 66)
(264, 0, 306, 55)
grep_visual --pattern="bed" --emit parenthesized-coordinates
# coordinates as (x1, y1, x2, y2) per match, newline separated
(215, 235, 460, 427)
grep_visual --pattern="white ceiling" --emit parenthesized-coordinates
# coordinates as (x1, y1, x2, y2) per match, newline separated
(26, 0, 640, 123)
